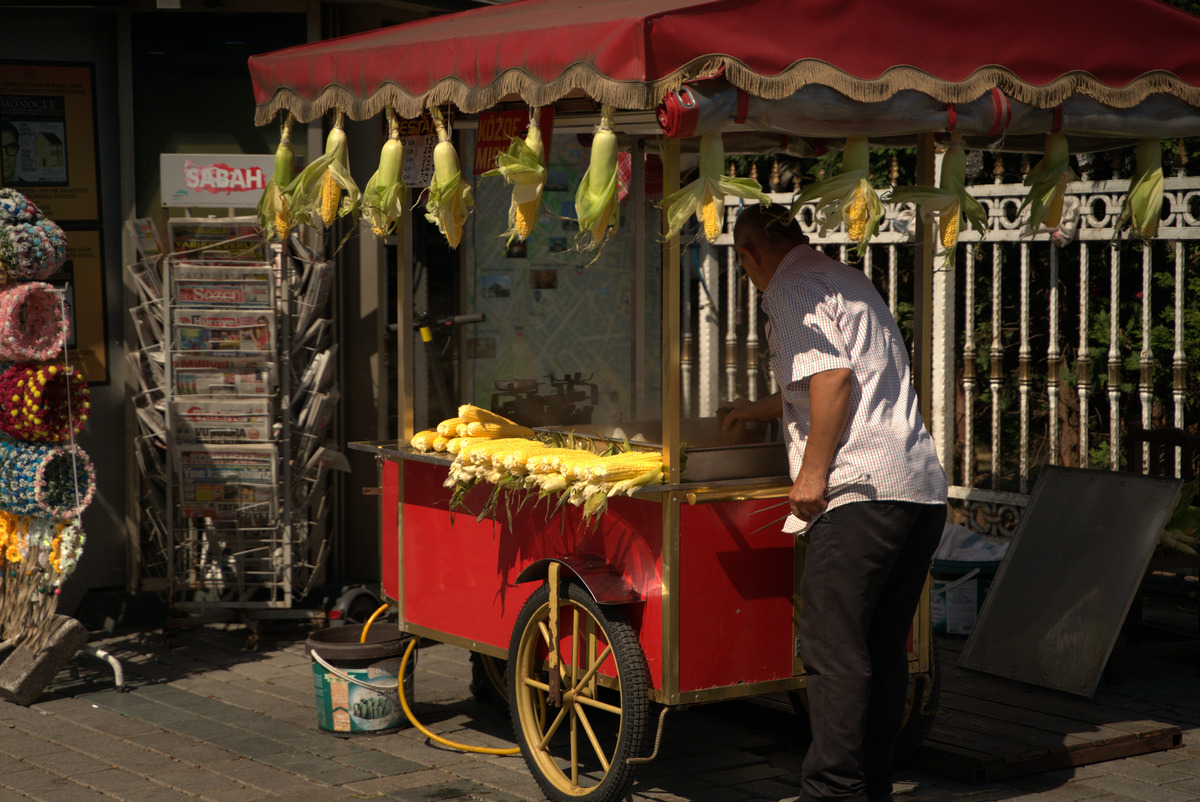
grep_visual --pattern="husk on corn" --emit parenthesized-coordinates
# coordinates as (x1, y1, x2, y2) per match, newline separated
(574, 105, 621, 254)
(886, 139, 988, 268)
(1019, 132, 1077, 235)
(423, 105, 474, 249)
(659, 133, 770, 243)
(1115, 138, 1165, 241)
(788, 136, 883, 260)
(256, 112, 296, 242)
(483, 107, 547, 247)
(283, 109, 360, 231)
(362, 107, 408, 239)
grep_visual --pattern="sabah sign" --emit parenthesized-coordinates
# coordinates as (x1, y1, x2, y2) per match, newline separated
(161, 153, 277, 209)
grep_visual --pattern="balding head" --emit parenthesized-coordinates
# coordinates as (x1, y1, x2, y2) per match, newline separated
(732, 203, 807, 290)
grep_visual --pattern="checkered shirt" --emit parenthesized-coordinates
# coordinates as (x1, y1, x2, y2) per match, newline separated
(762, 245, 947, 532)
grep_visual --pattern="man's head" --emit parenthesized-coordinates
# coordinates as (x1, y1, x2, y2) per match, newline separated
(732, 202, 807, 291)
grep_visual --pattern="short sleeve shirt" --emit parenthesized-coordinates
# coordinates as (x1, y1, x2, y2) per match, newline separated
(762, 245, 947, 532)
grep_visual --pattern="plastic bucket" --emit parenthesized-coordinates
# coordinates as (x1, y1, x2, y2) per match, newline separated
(930, 559, 1001, 636)
(305, 624, 415, 735)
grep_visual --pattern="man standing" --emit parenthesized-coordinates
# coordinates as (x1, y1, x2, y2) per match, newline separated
(722, 203, 947, 802)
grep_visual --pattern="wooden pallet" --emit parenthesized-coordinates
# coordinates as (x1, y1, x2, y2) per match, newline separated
(910, 638, 1182, 784)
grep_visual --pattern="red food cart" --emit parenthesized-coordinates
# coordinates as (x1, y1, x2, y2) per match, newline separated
(248, 1, 1200, 798)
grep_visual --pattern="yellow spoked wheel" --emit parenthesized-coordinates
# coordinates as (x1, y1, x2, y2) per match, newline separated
(508, 580, 648, 802)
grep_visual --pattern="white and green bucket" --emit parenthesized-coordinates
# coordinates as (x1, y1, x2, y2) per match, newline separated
(305, 624, 415, 735)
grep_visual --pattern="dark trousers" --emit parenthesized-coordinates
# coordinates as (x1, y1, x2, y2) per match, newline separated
(797, 501, 946, 802)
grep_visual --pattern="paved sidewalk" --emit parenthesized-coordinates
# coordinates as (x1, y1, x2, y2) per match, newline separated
(0, 621, 1195, 800)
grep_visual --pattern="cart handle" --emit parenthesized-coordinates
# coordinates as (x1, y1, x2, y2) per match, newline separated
(310, 648, 400, 692)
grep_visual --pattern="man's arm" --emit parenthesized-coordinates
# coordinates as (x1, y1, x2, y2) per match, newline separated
(718, 392, 782, 429)
(789, 368, 852, 522)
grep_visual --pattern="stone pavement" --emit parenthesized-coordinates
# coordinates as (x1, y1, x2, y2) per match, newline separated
(0, 620, 1197, 801)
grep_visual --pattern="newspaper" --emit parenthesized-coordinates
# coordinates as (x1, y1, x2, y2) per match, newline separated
(127, 347, 165, 395)
(291, 446, 350, 511)
(125, 257, 164, 305)
(175, 309, 275, 353)
(170, 398, 274, 444)
(294, 260, 334, 338)
(132, 301, 165, 350)
(172, 262, 274, 308)
(176, 443, 278, 522)
(168, 217, 269, 264)
(126, 217, 164, 261)
(173, 353, 274, 396)
(293, 389, 339, 468)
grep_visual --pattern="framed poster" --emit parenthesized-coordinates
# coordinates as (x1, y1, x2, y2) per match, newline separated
(47, 227, 108, 385)
(0, 61, 101, 222)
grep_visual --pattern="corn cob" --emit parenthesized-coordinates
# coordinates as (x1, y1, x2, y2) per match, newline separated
(283, 109, 360, 231)
(465, 421, 536, 439)
(424, 105, 474, 249)
(660, 132, 769, 244)
(462, 437, 538, 465)
(436, 416, 468, 436)
(445, 437, 465, 454)
(585, 451, 663, 482)
(256, 112, 295, 242)
(432, 435, 450, 452)
(788, 136, 882, 260)
(1019, 132, 1076, 234)
(363, 107, 408, 238)
(1115, 138, 1164, 241)
(483, 108, 547, 247)
(575, 105, 620, 253)
(410, 429, 440, 451)
(887, 139, 987, 268)
(458, 404, 520, 427)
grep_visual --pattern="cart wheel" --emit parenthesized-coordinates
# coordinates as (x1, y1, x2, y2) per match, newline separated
(508, 580, 649, 802)
(469, 651, 509, 709)
(788, 638, 941, 766)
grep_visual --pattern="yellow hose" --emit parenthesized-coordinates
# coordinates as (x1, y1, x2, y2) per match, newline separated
(359, 602, 519, 755)
(359, 603, 391, 643)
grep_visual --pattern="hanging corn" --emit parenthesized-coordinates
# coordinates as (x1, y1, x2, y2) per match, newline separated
(1115, 138, 1164, 241)
(362, 107, 408, 239)
(787, 136, 883, 260)
(423, 105, 474, 249)
(1019, 132, 1077, 234)
(659, 133, 770, 243)
(574, 105, 620, 253)
(283, 109, 360, 230)
(256, 112, 295, 242)
(484, 108, 547, 247)
(887, 139, 988, 268)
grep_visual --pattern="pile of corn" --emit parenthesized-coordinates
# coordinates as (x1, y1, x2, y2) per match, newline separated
(409, 404, 663, 509)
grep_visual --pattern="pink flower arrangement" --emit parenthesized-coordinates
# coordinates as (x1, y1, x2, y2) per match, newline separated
(0, 363, 90, 443)
(0, 282, 70, 363)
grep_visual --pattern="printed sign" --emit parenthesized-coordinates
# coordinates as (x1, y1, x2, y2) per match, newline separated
(161, 153, 276, 209)
(0, 61, 101, 221)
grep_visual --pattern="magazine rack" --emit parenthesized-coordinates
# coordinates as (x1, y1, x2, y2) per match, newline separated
(125, 217, 340, 628)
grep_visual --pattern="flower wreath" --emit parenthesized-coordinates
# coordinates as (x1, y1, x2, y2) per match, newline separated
(0, 282, 70, 363)
(0, 440, 96, 519)
(0, 189, 67, 281)
(0, 363, 89, 443)
(0, 512, 86, 589)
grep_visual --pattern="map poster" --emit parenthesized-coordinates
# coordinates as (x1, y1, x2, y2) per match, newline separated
(45, 227, 108, 385)
(0, 61, 100, 222)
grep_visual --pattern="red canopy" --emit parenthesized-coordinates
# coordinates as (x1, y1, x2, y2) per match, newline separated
(250, 0, 1200, 126)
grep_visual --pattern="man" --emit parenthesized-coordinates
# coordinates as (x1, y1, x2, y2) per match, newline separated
(722, 203, 947, 802)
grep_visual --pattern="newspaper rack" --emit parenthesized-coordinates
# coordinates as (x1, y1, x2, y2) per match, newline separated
(125, 217, 342, 621)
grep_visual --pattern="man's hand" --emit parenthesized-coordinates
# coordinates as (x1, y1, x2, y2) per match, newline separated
(718, 393, 782, 430)
(788, 466, 828, 522)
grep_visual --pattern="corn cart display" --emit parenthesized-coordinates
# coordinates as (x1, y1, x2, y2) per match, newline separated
(248, 1, 1200, 799)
